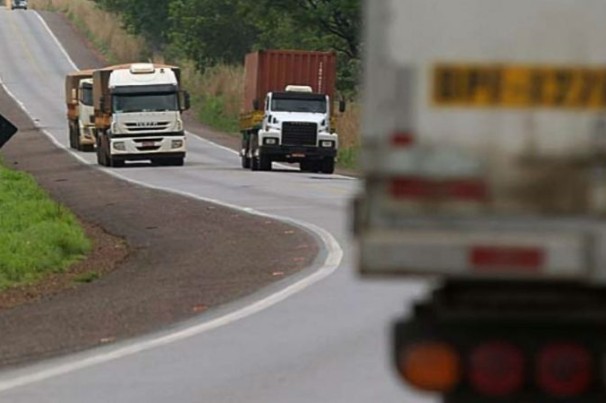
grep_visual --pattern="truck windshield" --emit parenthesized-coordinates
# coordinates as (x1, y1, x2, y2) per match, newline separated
(80, 86, 93, 107)
(113, 93, 179, 113)
(271, 98, 327, 113)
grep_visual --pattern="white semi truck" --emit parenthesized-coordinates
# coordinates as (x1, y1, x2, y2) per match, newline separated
(356, 1, 606, 402)
(239, 50, 344, 173)
(93, 63, 190, 167)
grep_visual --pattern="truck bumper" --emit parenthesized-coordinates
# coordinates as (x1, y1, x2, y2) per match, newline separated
(258, 145, 337, 162)
(110, 152, 186, 162)
(109, 134, 186, 160)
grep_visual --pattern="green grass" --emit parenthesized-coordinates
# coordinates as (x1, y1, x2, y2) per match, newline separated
(194, 95, 240, 135)
(337, 146, 359, 170)
(0, 164, 91, 290)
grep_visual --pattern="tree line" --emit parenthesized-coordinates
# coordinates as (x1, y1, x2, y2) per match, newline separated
(92, 0, 361, 93)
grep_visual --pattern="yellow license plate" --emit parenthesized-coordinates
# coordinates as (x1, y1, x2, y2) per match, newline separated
(433, 64, 606, 109)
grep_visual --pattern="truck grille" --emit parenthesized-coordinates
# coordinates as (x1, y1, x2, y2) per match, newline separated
(282, 122, 317, 146)
(125, 121, 170, 133)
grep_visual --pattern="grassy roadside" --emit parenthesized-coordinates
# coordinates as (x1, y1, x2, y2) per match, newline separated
(0, 163, 90, 291)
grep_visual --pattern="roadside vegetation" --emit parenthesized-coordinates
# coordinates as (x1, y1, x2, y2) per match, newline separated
(0, 162, 90, 290)
(31, 0, 361, 169)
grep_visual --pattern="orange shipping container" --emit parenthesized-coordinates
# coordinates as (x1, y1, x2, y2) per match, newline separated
(242, 50, 337, 113)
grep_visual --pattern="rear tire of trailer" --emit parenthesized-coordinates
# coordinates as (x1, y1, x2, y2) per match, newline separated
(241, 154, 251, 169)
(320, 158, 335, 174)
(241, 136, 251, 169)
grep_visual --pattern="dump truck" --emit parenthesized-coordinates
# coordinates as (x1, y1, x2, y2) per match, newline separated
(356, 1, 606, 402)
(239, 50, 344, 173)
(65, 69, 96, 152)
(93, 63, 190, 167)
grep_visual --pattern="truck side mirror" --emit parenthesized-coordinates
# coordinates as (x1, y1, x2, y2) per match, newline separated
(180, 91, 191, 111)
(339, 99, 347, 113)
(253, 99, 260, 110)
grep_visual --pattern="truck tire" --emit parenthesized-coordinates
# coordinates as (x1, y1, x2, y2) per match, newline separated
(168, 157, 184, 166)
(75, 131, 83, 152)
(258, 155, 272, 171)
(241, 154, 251, 169)
(69, 124, 77, 149)
(241, 136, 251, 169)
(96, 137, 107, 166)
(109, 156, 125, 168)
(301, 160, 322, 173)
(320, 158, 335, 174)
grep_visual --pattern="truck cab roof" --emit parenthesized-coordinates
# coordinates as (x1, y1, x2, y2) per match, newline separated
(109, 67, 178, 89)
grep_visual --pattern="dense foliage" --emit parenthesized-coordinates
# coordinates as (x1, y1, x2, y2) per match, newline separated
(92, 0, 361, 92)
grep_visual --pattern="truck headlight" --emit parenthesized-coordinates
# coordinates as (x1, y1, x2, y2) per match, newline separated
(171, 139, 184, 149)
(321, 140, 335, 148)
(113, 141, 126, 151)
(264, 137, 278, 145)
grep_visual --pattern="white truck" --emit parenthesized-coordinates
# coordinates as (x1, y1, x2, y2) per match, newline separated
(356, 1, 606, 402)
(239, 50, 344, 173)
(65, 70, 96, 151)
(93, 63, 190, 167)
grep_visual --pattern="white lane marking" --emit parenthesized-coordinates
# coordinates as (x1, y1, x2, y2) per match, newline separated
(0, 12, 345, 392)
(35, 12, 79, 70)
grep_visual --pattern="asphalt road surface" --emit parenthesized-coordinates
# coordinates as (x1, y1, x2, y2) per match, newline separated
(0, 8, 435, 403)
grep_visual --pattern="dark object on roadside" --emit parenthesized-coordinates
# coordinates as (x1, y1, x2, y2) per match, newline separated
(0, 113, 18, 149)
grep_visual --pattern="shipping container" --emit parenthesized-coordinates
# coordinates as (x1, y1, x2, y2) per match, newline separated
(241, 50, 337, 114)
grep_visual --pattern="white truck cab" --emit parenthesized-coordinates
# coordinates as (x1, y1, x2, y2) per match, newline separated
(253, 86, 339, 173)
(95, 63, 189, 167)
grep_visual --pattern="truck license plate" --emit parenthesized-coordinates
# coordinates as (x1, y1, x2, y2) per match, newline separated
(142, 141, 155, 147)
(292, 153, 306, 158)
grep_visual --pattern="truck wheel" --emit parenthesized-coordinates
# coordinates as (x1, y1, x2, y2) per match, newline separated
(300, 160, 314, 172)
(109, 157, 125, 168)
(75, 130, 83, 151)
(251, 156, 260, 171)
(241, 136, 251, 169)
(321, 158, 335, 174)
(169, 157, 184, 166)
(69, 125, 77, 149)
(96, 138, 107, 166)
(241, 154, 251, 169)
(259, 155, 272, 171)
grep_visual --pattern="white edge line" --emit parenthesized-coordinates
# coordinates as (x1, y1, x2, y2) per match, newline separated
(0, 12, 344, 392)
(35, 12, 79, 70)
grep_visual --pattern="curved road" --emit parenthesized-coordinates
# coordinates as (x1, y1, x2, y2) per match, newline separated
(0, 9, 434, 403)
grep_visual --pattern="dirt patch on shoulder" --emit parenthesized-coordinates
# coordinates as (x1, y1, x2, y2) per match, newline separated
(0, 222, 128, 310)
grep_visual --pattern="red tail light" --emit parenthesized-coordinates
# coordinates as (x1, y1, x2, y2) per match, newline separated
(391, 131, 414, 147)
(469, 342, 525, 397)
(390, 177, 488, 202)
(444, 179, 488, 201)
(537, 343, 592, 397)
(390, 177, 432, 199)
(471, 246, 544, 273)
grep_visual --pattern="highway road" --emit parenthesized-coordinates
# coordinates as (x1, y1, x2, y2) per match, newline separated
(0, 9, 434, 403)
